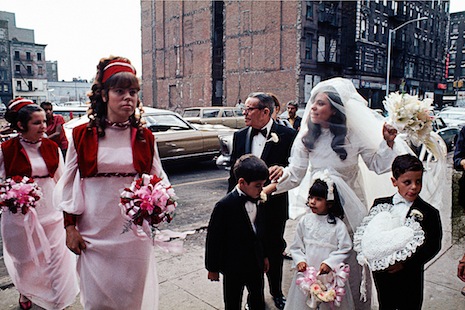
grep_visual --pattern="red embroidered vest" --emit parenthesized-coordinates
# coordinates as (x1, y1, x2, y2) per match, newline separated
(72, 123, 154, 177)
(1, 137, 59, 178)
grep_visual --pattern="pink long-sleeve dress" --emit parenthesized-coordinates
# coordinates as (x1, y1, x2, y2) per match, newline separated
(55, 125, 169, 310)
(0, 139, 79, 310)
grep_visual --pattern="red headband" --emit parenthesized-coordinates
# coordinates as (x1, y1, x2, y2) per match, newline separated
(9, 98, 35, 112)
(101, 59, 136, 83)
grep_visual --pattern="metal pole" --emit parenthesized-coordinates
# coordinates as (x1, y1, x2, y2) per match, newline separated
(386, 29, 393, 98)
(385, 17, 428, 99)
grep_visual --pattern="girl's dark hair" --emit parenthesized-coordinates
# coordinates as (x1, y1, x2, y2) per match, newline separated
(5, 103, 43, 132)
(308, 179, 344, 224)
(301, 91, 348, 160)
(87, 56, 143, 138)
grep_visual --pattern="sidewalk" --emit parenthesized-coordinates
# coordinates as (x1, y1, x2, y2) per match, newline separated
(1, 172, 465, 309)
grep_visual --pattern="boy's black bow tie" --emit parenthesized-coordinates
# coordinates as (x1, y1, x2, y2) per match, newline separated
(242, 194, 259, 203)
(251, 127, 267, 137)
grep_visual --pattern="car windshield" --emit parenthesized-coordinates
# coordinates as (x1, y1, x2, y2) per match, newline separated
(439, 112, 465, 120)
(203, 109, 220, 118)
(183, 109, 200, 117)
(144, 114, 192, 132)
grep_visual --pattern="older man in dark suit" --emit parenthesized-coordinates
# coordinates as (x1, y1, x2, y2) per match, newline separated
(228, 92, 296, 309)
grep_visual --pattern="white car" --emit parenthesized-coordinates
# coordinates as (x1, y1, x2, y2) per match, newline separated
(437, 108, 465, 128)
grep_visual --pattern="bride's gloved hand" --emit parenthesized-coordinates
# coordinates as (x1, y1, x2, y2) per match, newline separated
(268, 165, 283, 182)
(383, 122, 397, 148)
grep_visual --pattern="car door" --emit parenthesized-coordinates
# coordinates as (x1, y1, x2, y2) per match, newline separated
(221, 108, 236, 128)
(144, 113, 219, 161)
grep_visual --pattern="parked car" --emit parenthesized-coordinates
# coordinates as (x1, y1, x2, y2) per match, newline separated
(437, 108, 465, 128)
(53, 105, 89, 122)
(63, 107, 236, 164)
(182, 107, 245, 129)
(0, 103, 6, 117)
(432, 117, 459, 152)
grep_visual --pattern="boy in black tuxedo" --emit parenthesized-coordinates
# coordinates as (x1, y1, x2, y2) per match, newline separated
(206, 154, 270, 310)
(227, 92, 296, 309)
(372, 154, 442, 310)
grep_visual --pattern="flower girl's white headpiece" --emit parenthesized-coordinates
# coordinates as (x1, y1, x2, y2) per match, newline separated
(311, 169, 334, 201)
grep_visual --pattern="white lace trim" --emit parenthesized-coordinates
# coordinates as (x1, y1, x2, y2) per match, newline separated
(353, 203, 425, 271)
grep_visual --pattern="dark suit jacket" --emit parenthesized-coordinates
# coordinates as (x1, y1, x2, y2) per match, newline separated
(372, 195, 442, 308)
(227, 121, 296, 252)
(205, 189, 266, 275)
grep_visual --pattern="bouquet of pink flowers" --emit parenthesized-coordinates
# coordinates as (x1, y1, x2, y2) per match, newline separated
(0, 176, 42, 215)
(120, 173, 177, 238)
(296, 264, 350, 308)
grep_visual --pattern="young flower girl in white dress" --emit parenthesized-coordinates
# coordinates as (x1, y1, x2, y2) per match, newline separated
(285, 171, 354, 310)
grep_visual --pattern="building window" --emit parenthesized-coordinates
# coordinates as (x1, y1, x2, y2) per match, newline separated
(318, 35, 325, 61)
(16, 81, 21, 91)
(305, 33, 313, 60)
(361, 18, 367, 39)
(452, 23, 459, 34)
(14, 51, 20, 60)
(3, 84, 8, 92)
(26, 52, 31, 60)
(38, 66, 43, 75)
(15, 65, 20, 73)
(450, 53, 456, 62)
(27, 65, 32, 75)
(306, 1, 313, 19)
(28, 81, 33, 91)
(37, 52, 42, 61)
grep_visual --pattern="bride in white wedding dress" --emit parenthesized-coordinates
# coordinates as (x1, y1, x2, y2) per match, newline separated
(265, 77, 407, 309)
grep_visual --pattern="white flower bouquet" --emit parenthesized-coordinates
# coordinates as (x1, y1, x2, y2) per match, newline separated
(384, 92, 434, 146)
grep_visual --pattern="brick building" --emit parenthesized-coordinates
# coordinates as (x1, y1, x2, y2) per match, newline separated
(141, 1, 308, 110)
(141, 1, 450, 111)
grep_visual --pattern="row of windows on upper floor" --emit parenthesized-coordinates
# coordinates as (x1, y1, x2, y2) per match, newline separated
(13, 64, 44, 76)
(0, 81, 38, 93)
(305, 0, 448, 21)
(303, 33, 443, 62)
(15, 80, 35, 92)
(13, 51, 43, 62)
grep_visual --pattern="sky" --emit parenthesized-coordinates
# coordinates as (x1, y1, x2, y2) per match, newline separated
(1, 0, 465, 82)
(1, 0, 142, 82)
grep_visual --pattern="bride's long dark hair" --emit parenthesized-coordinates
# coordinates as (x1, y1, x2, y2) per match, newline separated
(301, 90, 347, 160)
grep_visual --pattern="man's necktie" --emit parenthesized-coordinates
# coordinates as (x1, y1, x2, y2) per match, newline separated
(251, 127, 267, 137)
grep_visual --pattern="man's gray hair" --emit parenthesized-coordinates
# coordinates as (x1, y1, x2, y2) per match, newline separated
(247, 92, 274, 114)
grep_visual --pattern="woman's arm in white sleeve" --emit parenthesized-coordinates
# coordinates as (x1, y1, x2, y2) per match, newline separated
(275, 138, 309, 194)
(150, 139, 170, 186)
(359, 135, 398, 174)
(53, 147, 65, 183)
(53, 134, 80, 212)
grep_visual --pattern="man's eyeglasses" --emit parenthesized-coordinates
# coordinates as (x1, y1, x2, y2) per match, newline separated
(242, 106, 264, 113)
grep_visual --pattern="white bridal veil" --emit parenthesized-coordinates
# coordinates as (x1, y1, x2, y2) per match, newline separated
(287, 78, 446, 229)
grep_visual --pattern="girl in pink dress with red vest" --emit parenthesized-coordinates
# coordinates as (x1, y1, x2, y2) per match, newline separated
(54, 56, 170, 310)
(0, 98, 79, 310)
